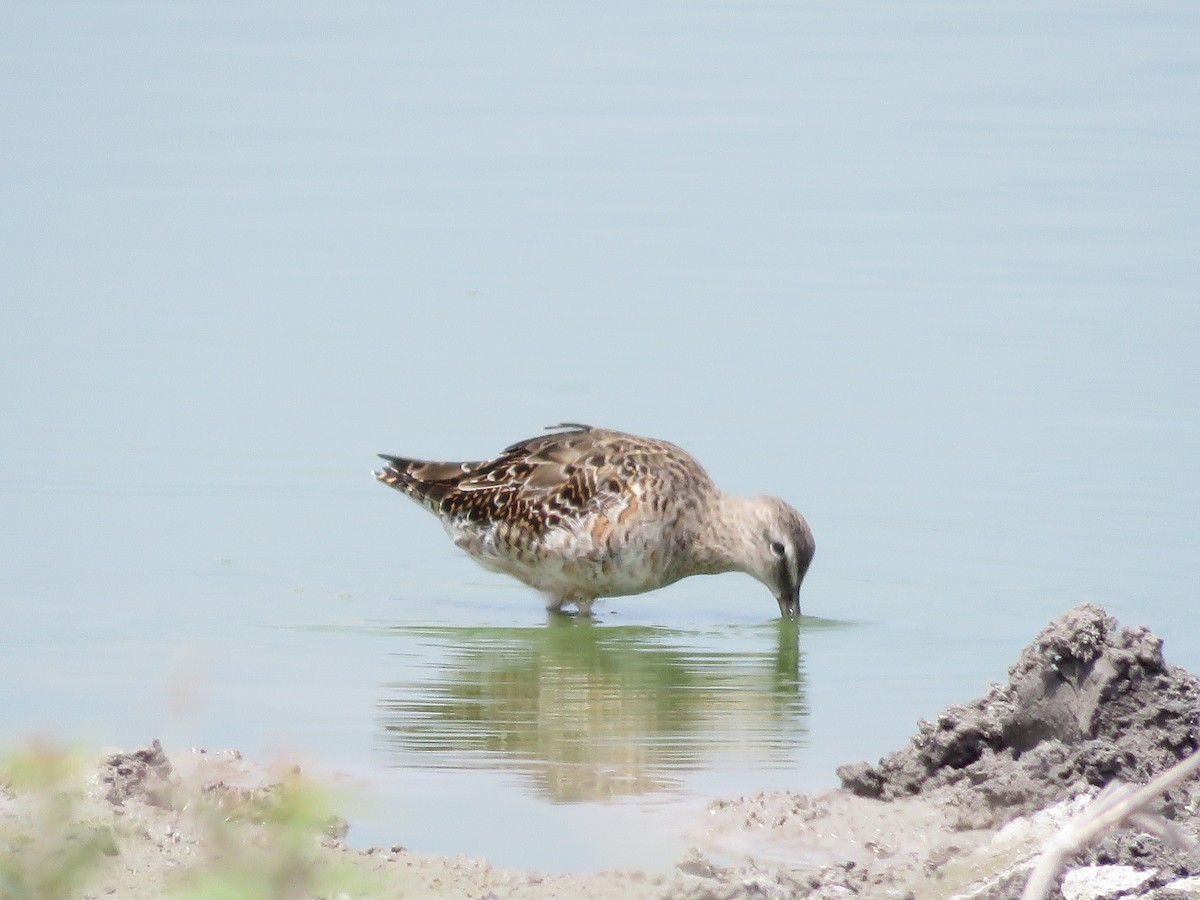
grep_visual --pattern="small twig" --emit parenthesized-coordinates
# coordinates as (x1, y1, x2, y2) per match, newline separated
(1021, 749, 1200, 900)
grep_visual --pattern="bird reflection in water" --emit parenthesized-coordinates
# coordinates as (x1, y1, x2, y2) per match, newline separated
(378, 617, 809, 803)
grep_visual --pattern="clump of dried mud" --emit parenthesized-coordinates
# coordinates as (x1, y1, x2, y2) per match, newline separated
(839, 604, 1200, 823)
(699, 604, 1200, 899)
(100, 739, 176, 808)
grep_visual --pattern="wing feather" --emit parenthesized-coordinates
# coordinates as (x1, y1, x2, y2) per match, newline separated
(376, 426, 711, 535)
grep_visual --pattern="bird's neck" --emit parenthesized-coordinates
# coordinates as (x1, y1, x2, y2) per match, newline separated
(686, 492, 759, 576)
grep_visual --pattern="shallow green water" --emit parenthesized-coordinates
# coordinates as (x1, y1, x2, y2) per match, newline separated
(379, 621, 810, 801)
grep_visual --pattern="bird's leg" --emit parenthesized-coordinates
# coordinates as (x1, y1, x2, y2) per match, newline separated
(545, 594, 595, 617)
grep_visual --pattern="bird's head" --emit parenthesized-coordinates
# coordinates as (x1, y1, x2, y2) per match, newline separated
(740, 496, 815, 618)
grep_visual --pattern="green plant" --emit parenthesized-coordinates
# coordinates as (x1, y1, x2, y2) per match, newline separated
(0, 740, 117, 900)
(170, 767, 372, 900)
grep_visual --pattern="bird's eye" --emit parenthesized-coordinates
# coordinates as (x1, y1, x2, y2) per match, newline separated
(770, 540, 786, 558)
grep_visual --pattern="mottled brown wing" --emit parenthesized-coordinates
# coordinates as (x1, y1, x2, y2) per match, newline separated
(375, 424, 699, 533)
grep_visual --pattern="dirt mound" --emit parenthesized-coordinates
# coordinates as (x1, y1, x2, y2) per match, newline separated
(837, 604, 1200, 828)
(101, 739, 175, 808)
(699, 605, 1200, 899)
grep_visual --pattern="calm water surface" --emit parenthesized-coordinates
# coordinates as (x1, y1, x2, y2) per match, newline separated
(1, 0, 1198, 873)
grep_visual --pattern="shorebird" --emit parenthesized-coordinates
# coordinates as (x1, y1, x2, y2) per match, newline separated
(374, 424, 815, 618)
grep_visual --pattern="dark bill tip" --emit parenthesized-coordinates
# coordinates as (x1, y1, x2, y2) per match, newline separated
(777, 590, 801, 619)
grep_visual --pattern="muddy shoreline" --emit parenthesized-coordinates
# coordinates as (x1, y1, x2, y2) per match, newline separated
(4, 604, 1199, 899)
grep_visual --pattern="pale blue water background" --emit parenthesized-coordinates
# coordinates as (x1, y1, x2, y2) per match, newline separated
(2, 0, 1198, 873)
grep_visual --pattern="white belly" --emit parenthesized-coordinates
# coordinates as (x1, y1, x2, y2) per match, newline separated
(449, 517, 678, 600)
